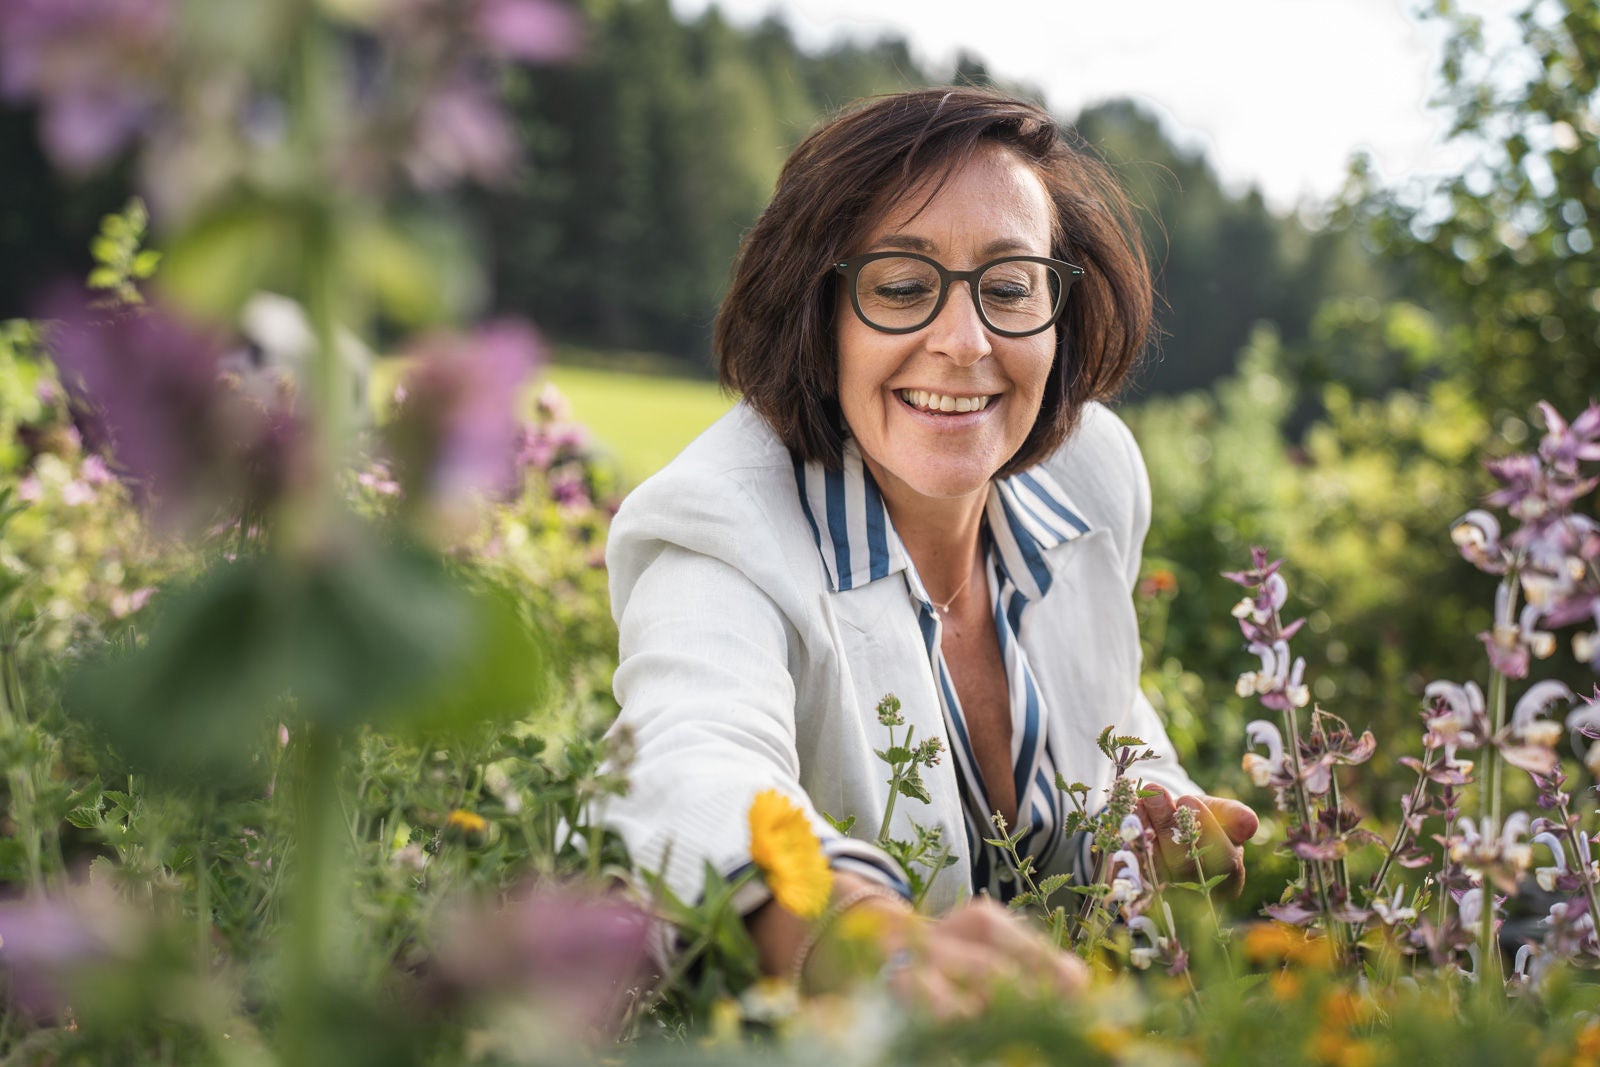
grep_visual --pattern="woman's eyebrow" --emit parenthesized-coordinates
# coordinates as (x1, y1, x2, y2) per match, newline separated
(873, 234, 935, 252)
(869, 235, 1039, 256)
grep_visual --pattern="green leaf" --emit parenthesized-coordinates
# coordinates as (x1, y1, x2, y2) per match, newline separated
(1112, 734, 1148, 749)
(132, 250, 162, 278)
(896, 777, 931, 804)
(64, 528, 550, 785)
(86, 267, 121, 290)
(1007, 891, 1039, 909)
(880, 746, 913, 765)
(90, 236, 121, 266)
(821, 811, 856, 835)
(64, 805, 103, 830)
(102, 790, 136, 810)
(1037, 874, 1072, 897)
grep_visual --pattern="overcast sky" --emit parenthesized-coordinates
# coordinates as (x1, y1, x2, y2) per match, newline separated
(666, 0, 1522, 215)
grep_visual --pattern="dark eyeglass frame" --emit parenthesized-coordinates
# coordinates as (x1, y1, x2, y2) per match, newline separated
(833, 251, 1086, 338)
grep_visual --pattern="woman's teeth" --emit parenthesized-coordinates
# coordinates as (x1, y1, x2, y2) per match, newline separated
(897, 389, 991, 414)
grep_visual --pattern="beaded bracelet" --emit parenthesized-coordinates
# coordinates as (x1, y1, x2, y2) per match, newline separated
(789, 883, 914, 988)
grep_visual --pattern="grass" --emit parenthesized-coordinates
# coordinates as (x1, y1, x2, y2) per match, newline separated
(368, 347, 733, 488)
(544, 363, 734, 487)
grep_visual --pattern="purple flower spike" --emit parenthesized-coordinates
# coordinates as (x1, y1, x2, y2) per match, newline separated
(42, 287, 227, 523)
(1538, 400, 1600, 476)
(0, 889, 132, 1018)
(0, 0, 173, 174)
(432, 883, 653, 1038)
(392, 318, 544, 509)
(475, 0, 585, 63)
(406, 74, 520, 190)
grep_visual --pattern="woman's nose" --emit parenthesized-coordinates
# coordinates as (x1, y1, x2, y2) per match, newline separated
(923, 281, 992, 365)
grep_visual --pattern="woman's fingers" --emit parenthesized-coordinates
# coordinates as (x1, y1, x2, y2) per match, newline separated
(1175, 794, 1248, 897)
(1203, 795, 1260, 845)
(1139, 786, 1255, 897)
(881, 898, 1087, 1018)
(939, 898, 1088, 996)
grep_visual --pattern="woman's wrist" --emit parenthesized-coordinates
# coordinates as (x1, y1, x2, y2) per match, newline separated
(792, 882, 915, 991)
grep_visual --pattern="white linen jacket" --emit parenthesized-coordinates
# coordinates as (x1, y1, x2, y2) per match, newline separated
(600, 400, 1198, 915)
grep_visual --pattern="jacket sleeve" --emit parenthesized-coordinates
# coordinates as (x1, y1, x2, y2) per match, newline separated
(1082, 405, 1201, 798)
(599, 470, 908, 912)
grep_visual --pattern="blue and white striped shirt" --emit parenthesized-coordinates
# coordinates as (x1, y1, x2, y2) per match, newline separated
(794, 440, 1094, 901)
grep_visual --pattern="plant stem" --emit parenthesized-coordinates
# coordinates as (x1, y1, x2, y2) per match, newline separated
(1558, 796, 1600, 944)
(283, 725, 343, 1064)
(876, 724, 914, 843)
(1369, 751, 1438, 896)
(1280, 703, 1340, 956)
(1486, 665, 1508, 832)
(0, 632, 44, 896)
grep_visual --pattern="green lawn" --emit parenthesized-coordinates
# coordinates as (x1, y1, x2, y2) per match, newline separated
(544, 363, 734, 487)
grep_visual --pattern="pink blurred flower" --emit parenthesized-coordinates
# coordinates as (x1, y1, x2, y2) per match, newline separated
(0, 0, 172, 174)
(40, 286, 308, 529)
(0, 889, 133, 1017)
(405, 74, 519, 189)
(390, 319, 543, 508)
(432, 883, 653, 1038)
(474, 0, 584, 62)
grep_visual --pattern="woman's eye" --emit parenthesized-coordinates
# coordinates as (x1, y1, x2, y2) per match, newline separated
(982, 281, 1032, 303)
(872, 281, 935, 303)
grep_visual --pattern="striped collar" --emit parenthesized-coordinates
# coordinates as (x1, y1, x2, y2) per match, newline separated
(793, 439, 1089, 602)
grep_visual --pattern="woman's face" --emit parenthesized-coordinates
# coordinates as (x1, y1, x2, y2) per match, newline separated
(835, 144, 1057, 513)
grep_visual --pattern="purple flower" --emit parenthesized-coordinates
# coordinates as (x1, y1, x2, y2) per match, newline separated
(390, 318, 543, 508)
(1451, 509, 1509, 574)
(405, 73, 519, 189)
(42, 287, 227, 520)
(0, 890, 131, 1017)
(474, 0, 585, 62)
(548, 467, 591, 508)
(40, 286, 307, 529)
(431, 883, 653, 1037)
(1537, 400, 1600, 477)
(0, 0, 171, 174)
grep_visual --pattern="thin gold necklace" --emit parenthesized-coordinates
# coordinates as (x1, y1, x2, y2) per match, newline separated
(929, 566, 976, 616)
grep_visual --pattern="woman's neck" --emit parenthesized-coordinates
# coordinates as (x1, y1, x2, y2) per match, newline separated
(870, 472, 987, 610)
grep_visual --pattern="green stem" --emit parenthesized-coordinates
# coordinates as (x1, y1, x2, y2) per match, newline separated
(1486, 666, 1508, 832)
(1477, 879, 1501, 1009)
(1559, 797, 1600, 946)
(283, 726, 344, 1063)
(0, 635, 44, 896)
(1369, 751, 1437, 897)
(876, 724, 913, 843)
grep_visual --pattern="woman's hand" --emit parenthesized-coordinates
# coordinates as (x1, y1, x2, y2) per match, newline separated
(877, 896, 1086, 1018)
(1136, 784, 1259, 898)
(750, 873, 1085, 1019)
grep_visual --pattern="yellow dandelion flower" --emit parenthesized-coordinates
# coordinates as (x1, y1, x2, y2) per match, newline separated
(446, 809, 487, 835)
(747, 789, 832, 919)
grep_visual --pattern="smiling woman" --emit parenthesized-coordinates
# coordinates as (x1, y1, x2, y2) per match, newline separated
(596, 87, 1256, 1013)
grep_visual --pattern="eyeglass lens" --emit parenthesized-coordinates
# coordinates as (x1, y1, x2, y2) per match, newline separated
(852, 256, 1062, 333)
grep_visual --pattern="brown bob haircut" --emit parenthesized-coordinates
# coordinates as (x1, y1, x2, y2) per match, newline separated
(715, 86, 1154, 476)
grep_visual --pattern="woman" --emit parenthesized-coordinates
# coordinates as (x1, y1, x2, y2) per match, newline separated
(600, 87, 1255, 1008)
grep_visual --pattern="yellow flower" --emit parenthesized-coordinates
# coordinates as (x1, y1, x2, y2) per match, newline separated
(747, 790, 832, 919)
(446, 809, 488, 835)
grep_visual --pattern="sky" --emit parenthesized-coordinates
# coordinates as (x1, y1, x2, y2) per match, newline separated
(666, 0, 1522, 216)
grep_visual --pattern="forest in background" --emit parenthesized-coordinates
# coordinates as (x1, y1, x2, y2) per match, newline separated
(1, 0, 1395, 399)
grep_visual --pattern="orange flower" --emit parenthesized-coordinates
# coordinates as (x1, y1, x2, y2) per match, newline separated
(447, 809, 488, 836)
(747, 790, 832, 919)
(1243, 922, 1335, 968)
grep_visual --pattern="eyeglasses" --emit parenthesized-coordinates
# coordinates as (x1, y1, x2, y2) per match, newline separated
(834, 251, 1084, 338)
